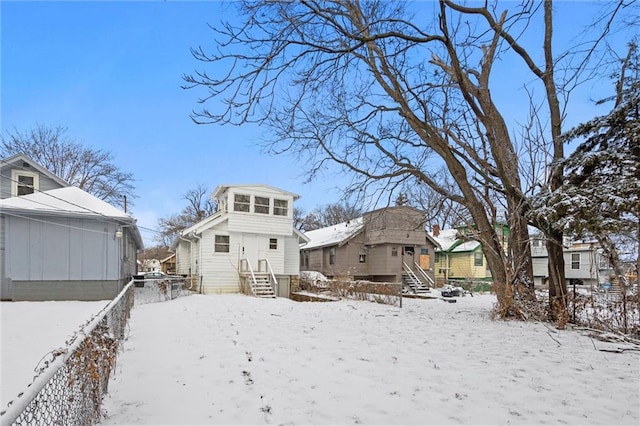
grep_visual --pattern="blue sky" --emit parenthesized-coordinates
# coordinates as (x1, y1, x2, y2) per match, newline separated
(1, 0, 634, 247)
(2, 0, 352, 246)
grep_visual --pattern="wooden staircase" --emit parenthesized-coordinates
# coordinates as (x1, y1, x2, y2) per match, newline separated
(401, 268, 431, 295)
(252, 274, 276, 298)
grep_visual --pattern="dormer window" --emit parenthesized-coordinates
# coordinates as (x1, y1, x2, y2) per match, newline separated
(254, 196, 270, 214)
(11, 170, 39, 196)
(274, 199, 288, 216)
(234, 194, 250, 212)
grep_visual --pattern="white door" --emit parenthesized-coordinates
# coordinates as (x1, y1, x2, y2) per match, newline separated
(240, 234, 261, 271)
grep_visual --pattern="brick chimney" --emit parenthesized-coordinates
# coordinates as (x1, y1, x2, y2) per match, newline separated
(433, 224, 440, 237)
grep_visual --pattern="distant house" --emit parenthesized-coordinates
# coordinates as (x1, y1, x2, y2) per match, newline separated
(430, 223, 509, 286)
(172, 184, 308, 298)
(531, 236, 614, 289)
(140, 258, 161, 272)
(160, 253, 176, 274)
(0, 154, 143, 301)
(300, 206, 438, 292)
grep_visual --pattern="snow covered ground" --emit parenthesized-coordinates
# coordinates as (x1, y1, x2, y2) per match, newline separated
(98, 293, 639, 425)
(0, 300, 109, 408)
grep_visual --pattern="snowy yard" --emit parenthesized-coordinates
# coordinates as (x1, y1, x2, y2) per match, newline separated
(0, 300, 109, 408)
(98, 293, 638, 425)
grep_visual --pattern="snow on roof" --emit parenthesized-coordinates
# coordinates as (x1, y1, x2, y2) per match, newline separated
(430, 228, 459, 251)
(212, 183, 300, 200)
(0, 187, 131, 220)
(429, 228, 480, 252)
(301, 217, 364, 250)
(450, 240, 481, 252)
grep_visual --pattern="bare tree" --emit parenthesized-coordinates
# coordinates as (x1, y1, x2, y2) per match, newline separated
(298, 202, 363, 232)
(156, 184, 217, 246)
(184, 0, 630, 319)
(400, 173, 470, 230)
(138, 245, 172, 268)
(1, 124, 135, 209)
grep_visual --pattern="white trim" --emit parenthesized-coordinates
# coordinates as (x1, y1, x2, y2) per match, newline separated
(11, 169, 39, 196)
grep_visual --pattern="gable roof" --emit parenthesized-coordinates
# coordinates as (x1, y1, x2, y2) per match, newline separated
(430, 228, 481, 253)
(301, 217, 365, 250)
(212, 184, 300, 200)
(1, 153, 69, 188)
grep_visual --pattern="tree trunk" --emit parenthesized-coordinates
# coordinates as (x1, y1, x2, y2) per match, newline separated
(546, 229, 567, 322)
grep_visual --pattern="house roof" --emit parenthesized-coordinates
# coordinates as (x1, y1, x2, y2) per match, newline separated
(429, 228, 481, 253)
(1, 154, 69, 188)
(0, 186, 144, 248)
(0, 186, 132, 219)
(212, 184, 300, 200)
(301, 217, 365, 250)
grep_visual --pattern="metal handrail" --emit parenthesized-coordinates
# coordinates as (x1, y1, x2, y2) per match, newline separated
(402, 261, 422, 287)
(413, 262, 435, 287)
(239, 258, 258, 295)
(259, 258, 278, 287)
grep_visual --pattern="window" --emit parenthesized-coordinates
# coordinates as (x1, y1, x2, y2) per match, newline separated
(301, 251, 309, 268)
(255, 196, 270, 214)
(11, 170, 39, 196)
(421, 248, 429, 255)
(391, 246, 398, 257)
(435, 252, 441, 263)
(474, 251, 483, 266)
(359, 247, 367, 263)
(233, 194, 250, 212)
(329, 247, 335, 265)
(269, 238, 278, 250)
(214, 235, 230, 253)
(571, 253, 580, 270)
(274, 199, 288, 216)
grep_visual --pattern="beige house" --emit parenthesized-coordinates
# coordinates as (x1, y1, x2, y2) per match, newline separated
(172, 184, 308, 298)
(300, 206, 438, 292)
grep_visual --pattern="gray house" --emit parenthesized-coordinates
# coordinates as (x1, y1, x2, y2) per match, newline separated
(531, 236, 614, 290)
(300, 206, 439, 291)
(0, 154, 143, 301)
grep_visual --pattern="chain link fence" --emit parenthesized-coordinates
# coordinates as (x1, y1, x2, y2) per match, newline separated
(1, 281, 135, 426)
(133, 277, 194, 305)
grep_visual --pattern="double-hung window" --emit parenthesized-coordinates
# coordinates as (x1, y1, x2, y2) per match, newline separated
(474, 251, 483, 267)
(571, 253, 580, 270)
(274, 199, 288, 216)
(215, 235, 230, 253)
(11, 170, 39, 196)
(234, 194, 250, 212)
(255, 196, 270, 214)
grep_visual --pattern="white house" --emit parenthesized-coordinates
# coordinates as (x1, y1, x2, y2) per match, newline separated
(172, 184, 309, 298)
(531, 237, 613, 289)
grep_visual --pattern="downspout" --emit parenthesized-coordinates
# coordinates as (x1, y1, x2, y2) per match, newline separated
(179, 233, 197, 291)
(192, 232, 203, 294)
